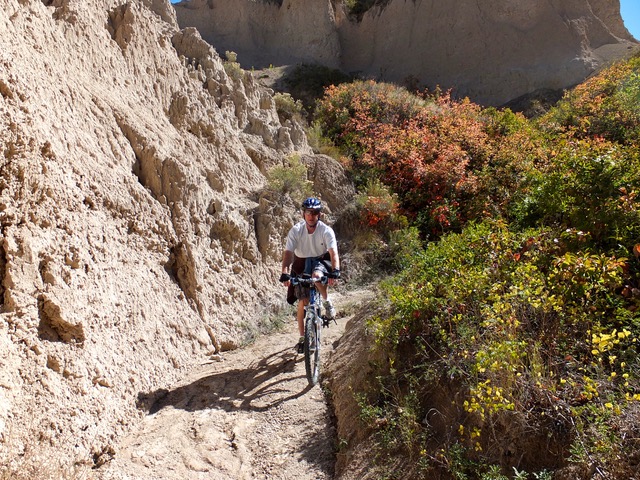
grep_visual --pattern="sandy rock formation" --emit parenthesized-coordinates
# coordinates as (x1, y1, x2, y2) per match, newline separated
(174, 0, 342, 70)
(174, 0, 639, 106)
(0, 0, 352, 472)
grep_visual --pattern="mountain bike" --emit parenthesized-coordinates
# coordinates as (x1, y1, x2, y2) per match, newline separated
(290, 274, 336, 386)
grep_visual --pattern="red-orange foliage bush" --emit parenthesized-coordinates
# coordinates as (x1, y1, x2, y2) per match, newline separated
(316, 82, 502, 236)
(354, 179, 405, 233)
(317, 80, 427, 159)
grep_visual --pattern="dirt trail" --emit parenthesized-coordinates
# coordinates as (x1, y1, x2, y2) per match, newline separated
(97, 288, 373, 480)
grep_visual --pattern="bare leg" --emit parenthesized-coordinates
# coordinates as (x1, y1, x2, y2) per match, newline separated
(313, 270, 328, 301)
(313, 269, 335, 320)
(316, 283, 328, 301)
(297, 298, 307, 336)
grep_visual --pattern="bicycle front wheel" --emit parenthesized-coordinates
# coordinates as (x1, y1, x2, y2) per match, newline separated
(304, 312, 321, 386)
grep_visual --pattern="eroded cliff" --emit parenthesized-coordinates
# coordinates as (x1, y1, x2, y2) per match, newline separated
(0, 0, 352, 471)
(175, 0, 639, 105)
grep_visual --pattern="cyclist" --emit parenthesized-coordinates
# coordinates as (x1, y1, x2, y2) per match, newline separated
(279, 197, 341, 353)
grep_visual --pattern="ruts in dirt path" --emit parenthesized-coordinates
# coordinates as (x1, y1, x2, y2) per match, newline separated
(97, 288, 373, 480)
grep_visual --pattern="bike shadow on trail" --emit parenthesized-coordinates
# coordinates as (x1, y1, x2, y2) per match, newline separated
(137, 347, 314, 414)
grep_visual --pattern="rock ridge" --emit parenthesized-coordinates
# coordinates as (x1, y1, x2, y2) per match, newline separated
(174, 0, 639, 105)
(0, 0, 353, 472)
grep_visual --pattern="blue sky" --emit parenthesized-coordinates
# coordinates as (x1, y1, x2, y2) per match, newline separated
(621, 0, 640, 40)
(168, 0, 639, 40)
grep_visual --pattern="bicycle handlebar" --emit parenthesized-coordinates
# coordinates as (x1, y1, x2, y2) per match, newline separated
(290, 275, 328, 287)
(280, 270, 340, 285)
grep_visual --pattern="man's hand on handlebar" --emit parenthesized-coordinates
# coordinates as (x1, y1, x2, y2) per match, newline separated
(279, 273, 291, 287)
(327, 268, 340, 286)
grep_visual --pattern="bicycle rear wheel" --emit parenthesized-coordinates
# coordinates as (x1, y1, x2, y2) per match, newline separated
(304, 312, 321, 386)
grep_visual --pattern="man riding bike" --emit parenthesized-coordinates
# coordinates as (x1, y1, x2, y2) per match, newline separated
(279, 197, 341, 353)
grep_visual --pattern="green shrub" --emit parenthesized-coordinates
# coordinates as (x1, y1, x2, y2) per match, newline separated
(305, 120, 344, 158)
(223, 50, 243, 81)
(387, 227, 422, 270)
(266, 154, 313, 203)
(511, 136, 640, 250)
(273, 92, 305, 124)
(539, 54, 640, 145)
(365, 219, 640, 477)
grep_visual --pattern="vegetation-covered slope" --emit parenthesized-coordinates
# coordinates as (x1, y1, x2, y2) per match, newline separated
(320, 53, 640, 479)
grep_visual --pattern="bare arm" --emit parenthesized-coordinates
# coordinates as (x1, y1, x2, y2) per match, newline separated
(279, 250, 295, 287)
(282, 250, 294, 274)
(328, 247, 340, 271)
(328, 247, 340, 286)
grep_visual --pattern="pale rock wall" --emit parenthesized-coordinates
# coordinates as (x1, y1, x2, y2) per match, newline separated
(0, 0, 352, 469)
(175, 0, 342, 69)
(175, 0, 638, 105)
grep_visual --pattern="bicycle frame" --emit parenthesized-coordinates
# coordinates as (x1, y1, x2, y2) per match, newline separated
(291, 275, 327, 385)
(305, 281, 322, 319)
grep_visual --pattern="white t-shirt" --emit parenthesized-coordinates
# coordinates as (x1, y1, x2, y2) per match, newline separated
(285, 220, 337, 258)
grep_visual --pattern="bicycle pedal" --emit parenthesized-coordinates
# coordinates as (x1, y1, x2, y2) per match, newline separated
(322, 316, 337, 328)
